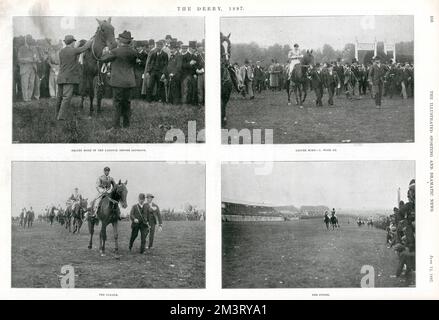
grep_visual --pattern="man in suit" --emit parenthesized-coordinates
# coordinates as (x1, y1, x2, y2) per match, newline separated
(56, 35, 92, 120)
(145, 193, 162, 250)
(368, 57, 386, 108)
(165, 40, 182, 104)
(180, 42, 197, 104)
(141, 39, 155, 98)
(17, 35, 39, 102)
(101, 30, 138, 129)
(194, 41, 205, 106)
(129, 193, 150, 254)
(240, 59, 254, 99)
(145, 40, 168, 102)
(310, 63, 324, 106)
(333, 58, 344, 96)
(253, 61, 265, 93)
(323, 63, 340, 106)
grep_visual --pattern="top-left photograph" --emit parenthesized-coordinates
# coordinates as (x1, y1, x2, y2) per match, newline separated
(12, 16, 205, 143)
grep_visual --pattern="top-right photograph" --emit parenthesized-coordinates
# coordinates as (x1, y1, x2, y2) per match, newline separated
(220, 15, 414, 144)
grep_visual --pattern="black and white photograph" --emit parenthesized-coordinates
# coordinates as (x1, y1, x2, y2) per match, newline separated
(220, 16, 414, 144)
(222, 161, 415, 288)
(11, 162, 205, 288)
(12, 16, 205, 143)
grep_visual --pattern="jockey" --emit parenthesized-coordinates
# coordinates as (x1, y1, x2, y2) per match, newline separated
(91, 166, 116, 216)
(68, 187, 82, 209)
(287, 43, 303, 77)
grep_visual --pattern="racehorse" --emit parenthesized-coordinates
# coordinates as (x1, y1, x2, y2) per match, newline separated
(64, 205, 74, 232)
(48, 206, 56, 226)
(24, 210, 34, 228)
(80, 18, 116, 116)
(330, 215, 339, 230)
(72, 198, 88, 234)
(367, 219, 374, 228)
(220, 32, 243, 128)
(324, 213, 330, 230)
(57, 208, 65, 226)
(87, 180, 128, 256)
(286, 50, 314, 107)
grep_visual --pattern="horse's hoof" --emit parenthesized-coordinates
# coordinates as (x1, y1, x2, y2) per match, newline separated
(88, 246, 92, 249)
(288, 102, 291, 106)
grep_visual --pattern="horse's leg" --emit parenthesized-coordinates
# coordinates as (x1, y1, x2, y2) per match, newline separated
(293, 86, 299, 106)
(299, 85, 304, 107)
(96, 81, 103, 114)
(112, 222, 119, 255)
(302, 85, 307, 103)
(88, 219, 94, 249)
(286, 80, 291, 105)
(100, 223, 107, 256)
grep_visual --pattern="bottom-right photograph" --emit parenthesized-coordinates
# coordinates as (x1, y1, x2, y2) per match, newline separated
(222, 161, 415, 288)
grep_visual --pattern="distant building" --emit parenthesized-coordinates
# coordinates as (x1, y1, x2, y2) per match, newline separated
(222, 200, 284, 222)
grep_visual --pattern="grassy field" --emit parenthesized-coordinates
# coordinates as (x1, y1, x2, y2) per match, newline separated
(222, 217, 414, 288)
(12, 221, 205, 288)
(13, 97, 205, 143)
(224, 90, 414, 144)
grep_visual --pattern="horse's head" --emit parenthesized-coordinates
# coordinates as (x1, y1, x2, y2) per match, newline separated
(301, 50, 314, 66)
(96, 17, 116, 49)
(220, 32, 231, 64)
(114, 180, 128, 209)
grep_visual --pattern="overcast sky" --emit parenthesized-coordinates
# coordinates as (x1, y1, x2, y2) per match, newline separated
(12, 162, 205, 216)
(221, 15, 413, 50)
(222, 161, 414, 211)
(13, 16, 204, 43)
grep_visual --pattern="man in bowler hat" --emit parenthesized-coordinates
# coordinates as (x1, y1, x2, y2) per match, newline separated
(145, 193, 162, 249)
(129, 193, 149, 253)
(101, 30, 138, 130)
(56, 35, 92, 120)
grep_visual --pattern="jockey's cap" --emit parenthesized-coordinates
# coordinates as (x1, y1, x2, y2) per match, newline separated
(104, 166, 110, 172)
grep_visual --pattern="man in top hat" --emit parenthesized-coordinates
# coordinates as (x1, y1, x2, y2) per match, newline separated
(181, 41, 197, 104)
(145, 193, 162, 250)
(17, 34, 39, 102)
(310, 63, 324, 107)
(368, 56, 386, 108)
(141, 39, 155, 97)
(163, 34, 173, 57)
(144, 40, 168, 102)
(194, 41, 205, 106)
(323, 63, 340, 106)
(101, 30, 139, 130)
(239, 59, 255, 99)
(164, 40, 182, 104)
(55, 35, 92, 120)
(129, 193, 150, 254)
(253, 60, 265, 93)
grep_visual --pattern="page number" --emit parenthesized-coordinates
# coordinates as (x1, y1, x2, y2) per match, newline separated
(431, 16, 434, 23)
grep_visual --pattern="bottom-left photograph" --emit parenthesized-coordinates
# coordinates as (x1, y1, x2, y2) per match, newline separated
(11, 161, 206, 288)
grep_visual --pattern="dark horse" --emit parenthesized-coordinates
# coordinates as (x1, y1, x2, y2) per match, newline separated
(286, 50, 314, 107)
(88, 180, 128, 256)
(80, 18, 116, 116)
(330, 215, 340, 230)
(220, 32, 242, 128)
(324, 213, 330, 230)
(48, 206, 56, 226)
(72, 198, 88, 234)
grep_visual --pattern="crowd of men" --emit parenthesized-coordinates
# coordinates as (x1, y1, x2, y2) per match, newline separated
(385, 179, 416, 280)
(13, 33, 205, 123)
(231, 55, 414, 108)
